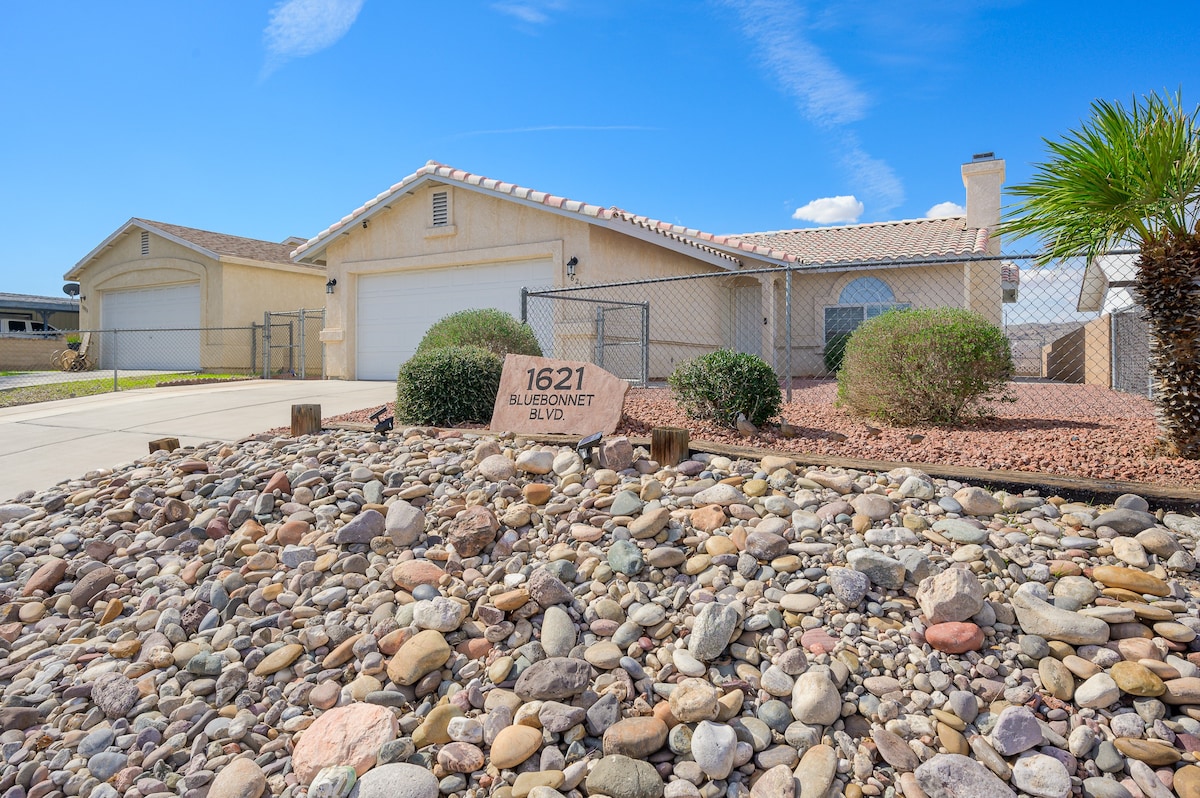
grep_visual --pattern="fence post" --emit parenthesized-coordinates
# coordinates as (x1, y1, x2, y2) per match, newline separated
(641, 302, 650, 388)
(298, 309, 306, 379)
(520, 288, 528, 323)
(112, 329, 119, 392)
(262, 312, 270, 379)
(595, 306, 605, 368)
(785, 265, 792, 403)
(250, 323, 258, 375)
(320, 309, 327, 380)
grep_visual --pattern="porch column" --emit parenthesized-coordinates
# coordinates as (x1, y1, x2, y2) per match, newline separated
(759, 275, 777, 373)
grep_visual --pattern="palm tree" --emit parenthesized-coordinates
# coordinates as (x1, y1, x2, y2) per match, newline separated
(1001, 91, 1200, 458)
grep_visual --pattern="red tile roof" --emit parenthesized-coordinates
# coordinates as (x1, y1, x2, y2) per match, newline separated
(292, 162, 992, 268)
(730, 218, 991, 264)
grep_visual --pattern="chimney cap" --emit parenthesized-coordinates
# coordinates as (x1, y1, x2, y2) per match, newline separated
(972, 152, 996, 161)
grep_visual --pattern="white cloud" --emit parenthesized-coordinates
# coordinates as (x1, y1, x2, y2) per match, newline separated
(839, 132, 904, 217)
(492, 1, 567, 25)
(722, 0, 866, 127)
(792, 195, 864, 225)
(926, 201, 966, 218)
(722, 0, 904, 219)
(262, 0, 364, 76)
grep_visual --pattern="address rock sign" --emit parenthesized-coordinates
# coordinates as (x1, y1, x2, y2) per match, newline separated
(490, 354, 629, 435)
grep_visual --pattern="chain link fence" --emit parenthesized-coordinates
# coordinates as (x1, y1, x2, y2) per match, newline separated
(0, 309, 326, 403)
(523, 251, 1157, 417)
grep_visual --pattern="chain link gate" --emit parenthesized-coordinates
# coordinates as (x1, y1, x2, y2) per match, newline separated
(521, 289, 649, 386)
(259, 308, 325, 379)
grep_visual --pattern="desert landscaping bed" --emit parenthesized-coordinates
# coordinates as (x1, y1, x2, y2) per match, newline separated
(331, 381, 1200, 490)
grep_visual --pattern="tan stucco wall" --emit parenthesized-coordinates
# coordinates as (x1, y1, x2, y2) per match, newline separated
(1042, 315, 1112, 386)
(0, 337, 64, 370)
(72, 228, 324, 371)
(319, 184, 728, 379)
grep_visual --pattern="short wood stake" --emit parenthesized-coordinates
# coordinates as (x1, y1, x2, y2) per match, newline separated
(291, 404, 321, 436)
(651, 426, 690, 466)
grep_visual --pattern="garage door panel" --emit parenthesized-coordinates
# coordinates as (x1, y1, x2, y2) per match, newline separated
(101, 284, 201, 370)
(356, 260, 553, 380)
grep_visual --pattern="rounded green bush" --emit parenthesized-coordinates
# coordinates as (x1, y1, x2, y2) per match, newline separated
(668, 349, 782, 428)
(396, 345, 504, 426)
(823, 333, 852, 375)
(836, 307, 1014, 424)
(415, 308, 542, 358)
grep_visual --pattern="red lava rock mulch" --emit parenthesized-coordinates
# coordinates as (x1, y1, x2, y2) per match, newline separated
(324, 380, 1200, 491)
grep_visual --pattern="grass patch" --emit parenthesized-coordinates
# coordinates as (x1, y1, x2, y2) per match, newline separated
(0, 373, 249, 408)
(0, 371, 28, 377)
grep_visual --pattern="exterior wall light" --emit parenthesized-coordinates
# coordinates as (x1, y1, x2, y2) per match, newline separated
(325, 279, 337, 294)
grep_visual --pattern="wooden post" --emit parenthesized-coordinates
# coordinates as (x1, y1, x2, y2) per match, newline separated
(291, 404, 322, 436)
(651, 426, 690, 466)
(148, 437, 180, 454)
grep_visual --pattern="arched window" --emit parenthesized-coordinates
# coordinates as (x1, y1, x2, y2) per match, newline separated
(824, 277, 908, 343)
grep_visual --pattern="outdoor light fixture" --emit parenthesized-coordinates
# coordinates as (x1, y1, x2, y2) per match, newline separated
(362, 219, 369, 229)
(576, 431, 603, 464)
(566, 256, 579, 277)
(369, 406, 393, 434)
(325, 279, 337, 294)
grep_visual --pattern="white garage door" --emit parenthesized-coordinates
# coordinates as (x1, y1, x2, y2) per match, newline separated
(356, 259, 554, 380)
(101, 283, 201, 370)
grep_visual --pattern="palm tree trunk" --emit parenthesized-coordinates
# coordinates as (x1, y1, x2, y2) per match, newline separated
(1133, 232, 1200, 458)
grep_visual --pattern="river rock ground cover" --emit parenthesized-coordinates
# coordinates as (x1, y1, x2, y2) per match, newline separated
(3, 428, 1200, 798)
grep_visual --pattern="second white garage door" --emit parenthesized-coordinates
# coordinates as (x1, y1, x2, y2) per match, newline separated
(100, 283, 202, 370)
(356, 259, 554, 380)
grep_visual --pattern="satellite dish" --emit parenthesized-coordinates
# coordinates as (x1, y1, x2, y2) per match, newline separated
(63, 283, 80, 297)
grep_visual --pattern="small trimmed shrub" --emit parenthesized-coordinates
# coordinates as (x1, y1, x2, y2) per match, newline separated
(396, 345, 504, 426)
(823, 333, 852, 375)
(415, 308, 542, 358)
(668, 349, 782, 428)
(837, 307, 1014, 424)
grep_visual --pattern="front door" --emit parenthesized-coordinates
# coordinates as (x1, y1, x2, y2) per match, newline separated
(734, 284, 761, 357)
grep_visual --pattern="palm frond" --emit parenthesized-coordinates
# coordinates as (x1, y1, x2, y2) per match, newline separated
(999, 90, 1200, 265)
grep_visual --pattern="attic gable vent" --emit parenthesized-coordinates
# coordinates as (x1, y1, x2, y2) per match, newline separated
(431, 191, 449, 227)
(140, 231, 150, 256)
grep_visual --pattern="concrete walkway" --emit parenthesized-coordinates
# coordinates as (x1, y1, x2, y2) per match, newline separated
(1, 379, 395, 501)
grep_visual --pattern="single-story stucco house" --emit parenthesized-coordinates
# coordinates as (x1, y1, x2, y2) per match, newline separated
(65, 219, 326, 371)
(293, 154, 1007, 380)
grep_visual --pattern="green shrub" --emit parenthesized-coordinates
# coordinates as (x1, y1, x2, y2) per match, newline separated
(836, 307, 1014, 424)
(396, 345, 504, 426)
(823, 333, 852, 375)
(415, 308, 542, 358)
(668, 349, 782, 428)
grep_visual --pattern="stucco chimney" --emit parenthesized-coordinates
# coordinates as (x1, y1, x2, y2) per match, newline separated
(961, 152, 1005, 232)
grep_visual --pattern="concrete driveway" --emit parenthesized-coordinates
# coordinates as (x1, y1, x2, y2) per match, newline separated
(1, 379, 395, 501)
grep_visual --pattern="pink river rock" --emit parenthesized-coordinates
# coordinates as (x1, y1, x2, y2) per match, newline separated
(291, 703, 398, 784)
(801, 628, 839, 654)
(925, 622, 985, 654)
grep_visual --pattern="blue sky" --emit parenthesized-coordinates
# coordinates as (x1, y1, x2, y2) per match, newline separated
(2, 1, 1198, 298)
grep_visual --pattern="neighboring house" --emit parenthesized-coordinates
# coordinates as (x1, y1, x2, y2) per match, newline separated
(65, 219, 325, 371)
(0, 293, 81, 371)
(295, 155, 1006, 380)
(0, 292, 79, 332)
(1041, 253, 1150, 395)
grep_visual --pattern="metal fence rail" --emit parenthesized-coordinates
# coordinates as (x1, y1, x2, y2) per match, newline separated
(0, 311, 326, 402)
(522, 250, 1159, 417)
